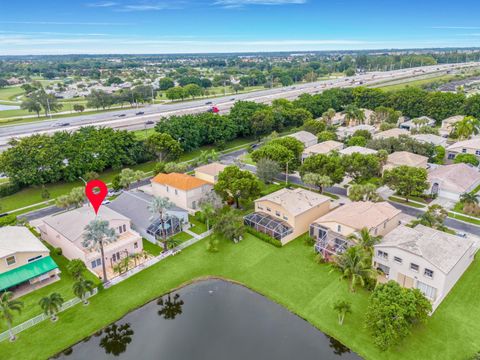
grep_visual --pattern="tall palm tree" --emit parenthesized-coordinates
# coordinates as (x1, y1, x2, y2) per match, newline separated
(148, 196, 174, 253)
(83, 219, 118, 283)
(348, 228, 381, 255)
(0, 291, 23, 341)
(73, 278, 95, 305)
(39, 293, 64, 322)
(332, 246, 375, 292)
(343, 105, 365, 126)
(333, 300, 352, 325)
(322, 108, 336, 125)
(460, 192, 479, 206)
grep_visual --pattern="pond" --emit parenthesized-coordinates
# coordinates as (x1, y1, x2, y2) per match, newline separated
(56, 279, 361, 360)
(0, 104, 20, 111)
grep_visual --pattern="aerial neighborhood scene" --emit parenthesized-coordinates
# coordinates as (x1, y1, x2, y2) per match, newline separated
(1, 1, 480, 360)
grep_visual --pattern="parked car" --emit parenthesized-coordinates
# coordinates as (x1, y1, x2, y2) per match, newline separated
(117, 114, 126, 117)
(205, 101, 213, 105)
(102, 200, 111, 205)
(230, 98, 235, 101)
(455, 232, 467, 238)
(136, 111, 145, 115)
(145, 120, 155, 125)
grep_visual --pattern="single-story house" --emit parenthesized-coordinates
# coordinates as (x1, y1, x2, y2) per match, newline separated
(427, 163, 480, 201)
(0, 226, 60, 294)
(310, 201, 402, 261)
(373, 128, 410, 140)
(339, 146, 378, 156)
(411, 134, 448, 147)
(446, 138, 480, 162)
(336, 124, 376, 140)
(399, 116, 436, 131)
(287, 130, 318, 148)
(440, 115, 464, 137)
(383, 151, 429, 172)
(151, 172, 213, 213)
(302, 140, 344, 161)
(194, 162, 227, 184)
(244, 188, 332, 245)
(38, 206, 143, 280)
(107, 191, 189, 242)
(373, 224, 477, 311)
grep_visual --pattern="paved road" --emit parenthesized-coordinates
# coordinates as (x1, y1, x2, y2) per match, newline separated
(2, 62, 478, 148)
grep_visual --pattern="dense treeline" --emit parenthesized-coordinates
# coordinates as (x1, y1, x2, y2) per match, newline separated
(0, 127, 150, 186)
(293, 87, 480, 121)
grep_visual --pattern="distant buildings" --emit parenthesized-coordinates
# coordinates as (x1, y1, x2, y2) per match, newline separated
(373, 128, 410, 140)
(384, 151, 429, 171)
(287, 131, 318, 148)
(399, 116, 436, 131)
(446, 138, 480, 162)
(302, 140, 343, 160)
(374, 224, 477, 311)
(0, 226, 60, 294)
(339, 146, 378, 156)
(336, 125, 376, 140)
(411, 134, 448, 147)
(439, 115, 464, 137)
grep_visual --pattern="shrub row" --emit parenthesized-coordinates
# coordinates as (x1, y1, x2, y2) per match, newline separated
(245, 227, 282, 248)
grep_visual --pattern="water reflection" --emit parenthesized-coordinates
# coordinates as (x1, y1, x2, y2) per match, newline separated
(157, 293, 184, 320)
(99, 323, 134, 356)
(327, 335, 351, 355)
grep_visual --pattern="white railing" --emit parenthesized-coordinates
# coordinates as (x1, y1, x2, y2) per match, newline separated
(0, 288, 98, 342)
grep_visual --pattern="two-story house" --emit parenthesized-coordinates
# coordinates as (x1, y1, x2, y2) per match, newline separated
(244, 188, 332, 245)
(373, 224, 477, 311)
(38, 206, 142, 280)
(446, 138, 480, 163)
(310, 201, 402, 261)
(151, 172, 213, 212)
(0, 226, 60, 294)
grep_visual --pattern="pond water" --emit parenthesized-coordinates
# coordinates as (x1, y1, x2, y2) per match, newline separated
(56, 279, 361, 360)
(0, 105, 20, 111)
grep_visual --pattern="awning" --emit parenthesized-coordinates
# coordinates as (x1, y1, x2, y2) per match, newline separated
(0, 256, 59, 291)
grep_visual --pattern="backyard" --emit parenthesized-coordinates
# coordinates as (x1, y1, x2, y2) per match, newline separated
(0, 234, 479, 360)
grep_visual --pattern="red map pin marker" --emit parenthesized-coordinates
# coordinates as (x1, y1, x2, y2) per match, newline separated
(85, 180, 108, 215)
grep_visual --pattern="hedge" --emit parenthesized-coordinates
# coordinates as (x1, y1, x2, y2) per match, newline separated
(245, 227, 282, 247)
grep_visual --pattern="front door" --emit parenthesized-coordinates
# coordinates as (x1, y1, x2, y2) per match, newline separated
(397, 273, 414, 288)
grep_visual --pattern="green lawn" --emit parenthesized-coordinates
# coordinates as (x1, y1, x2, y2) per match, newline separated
(0, 86, 25, 101)
(373, 74, 457, 92)
(388, 196, 426, 208)
(6, 247, 100, 328)
(1, 234, 480, 360)
(142, 238, 162, 256)
(188, 216, 208, 235)
(448, 212, 480, 225)
(170, 231, 193, 244)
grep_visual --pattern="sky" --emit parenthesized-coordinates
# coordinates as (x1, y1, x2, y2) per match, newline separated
(1, 0, 480, 55)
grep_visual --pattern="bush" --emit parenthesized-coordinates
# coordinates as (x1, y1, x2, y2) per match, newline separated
(194, 211, 207, 224)
(0, 214, 17, 227)
(53, 247, 63, 256)
(245, 227, 282, 247)
(0, 182, 21, 197)
(315, 253, 326, 264)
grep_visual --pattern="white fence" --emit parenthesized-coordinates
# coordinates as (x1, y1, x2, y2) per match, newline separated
(0, 288, 98, 342)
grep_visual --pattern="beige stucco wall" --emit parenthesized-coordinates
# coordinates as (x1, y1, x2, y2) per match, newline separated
(194, 171, 217, 184)
(255, 199, 331, 245)
(152, 182, 213, 212)
(0, 250, 50, 274)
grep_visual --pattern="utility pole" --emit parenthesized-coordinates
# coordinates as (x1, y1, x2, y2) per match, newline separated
(285, 161, 289, 185)
(46, 97, 52, 120)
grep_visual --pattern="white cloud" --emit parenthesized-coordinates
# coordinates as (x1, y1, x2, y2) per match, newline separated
(0, 20, 132, 26)
(432, 26, 480, 30)
(213, 0, 306, 8)
(116, 3, 183, 12)
(87, 1, 118, 7)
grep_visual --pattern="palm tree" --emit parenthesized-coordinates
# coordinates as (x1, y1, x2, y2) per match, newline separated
(454, 116, 480, 140)
(0, 292, 23, 341)
(322, 108, 336, 125)
(347, 228, 381, 255)
(157, 293, 184, 320)
(332, 246, 375, 292)
(39, 293, 64, 322)
(148, 196, 174, 253)
(333, 299, 352, 325)
(343, 105, 365, 126)
(460, 192, 479, 206)
(83, 219, 118, 283)
(302, 173, 332, 193)
(73, 278, 95, 305)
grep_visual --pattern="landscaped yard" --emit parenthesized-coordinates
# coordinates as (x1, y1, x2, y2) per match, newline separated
(1, 234, 479, 360)
(5, 247, 100, 328)
(188, 216, 208, 235)
(142, 238, 162, 256)
(170, 231, 193, 244)
(388, 196, 426, 208)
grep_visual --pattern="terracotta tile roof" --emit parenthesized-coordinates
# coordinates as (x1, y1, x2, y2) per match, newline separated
(152, 172, 210, 191)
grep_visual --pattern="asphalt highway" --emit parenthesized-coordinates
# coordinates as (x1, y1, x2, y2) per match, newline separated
(1, 61, 479, 148)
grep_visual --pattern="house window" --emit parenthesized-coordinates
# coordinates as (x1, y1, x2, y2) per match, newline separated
(394, 256, 402, 264)
(377, 250, 388, 260)
(410, 263, 419, 272)
(374, 228, 378, 235)
(123, 224, 126, 232)
(275, 211, 280, 217)
(283, 216, 288, 220)
(476, 150, 480, 156)
(192, 201, 197, 209)
(383, 221, 387, 229)
(417, 281, 436, 300)
(462, 148, 467, 153)
(175, 189, 178, 195)
(134, 242, 138, 249)
(27, 255, 43, 263)
(258, 206, 263, 210)
(337, 225, 341, 232)
(166, 186, 169, 192)
(424, 268, 434, 278)
(266, 207, 271, 212)
(5, 256, 16, 266)
(91, 258, 101, 268)
(448, 153, 455, 160)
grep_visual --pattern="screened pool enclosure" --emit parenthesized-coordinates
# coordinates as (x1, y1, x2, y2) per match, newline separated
(147, 215, 182, 239)
(244, 212, 293, 240)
